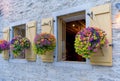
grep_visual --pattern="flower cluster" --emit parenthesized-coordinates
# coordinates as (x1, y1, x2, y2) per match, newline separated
(11, 36, 30, 56)
(33, 33, 56, 55)
(74, 27, 108, 58)
(0, 40, 10, 53)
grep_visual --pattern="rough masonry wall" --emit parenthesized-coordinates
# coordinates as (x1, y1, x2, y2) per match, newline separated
(0, 0, 120, 81)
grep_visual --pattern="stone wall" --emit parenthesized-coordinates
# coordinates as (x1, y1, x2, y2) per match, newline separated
(0, 0, 120, 81)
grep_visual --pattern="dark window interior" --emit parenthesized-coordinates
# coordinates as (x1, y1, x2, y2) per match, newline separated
(66, 19, 86, 61)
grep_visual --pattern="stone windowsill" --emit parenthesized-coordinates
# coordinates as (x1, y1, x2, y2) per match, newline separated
(9, 59, 28, 63)
(53, 59, 93, 70)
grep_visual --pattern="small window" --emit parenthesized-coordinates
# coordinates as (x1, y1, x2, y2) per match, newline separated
(58, 11, 86, 62)
(12, 24, 26, 59)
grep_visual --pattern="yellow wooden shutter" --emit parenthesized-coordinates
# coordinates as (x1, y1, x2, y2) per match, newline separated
(41, 17, 54, 34)
(41, 17, 54, 62)
(90, 3, 112, 66)
(26, 21, 37, 61)
(2, 27, 10, 60)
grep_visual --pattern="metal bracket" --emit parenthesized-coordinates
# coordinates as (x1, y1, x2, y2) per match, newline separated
(87, 12, 93, 19)
(53, 20, 55, 22)
(109, 44, 113, 47)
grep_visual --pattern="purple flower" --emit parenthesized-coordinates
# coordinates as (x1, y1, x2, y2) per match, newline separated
(89, 38, 94, 42)
(0, 40, 10, 51)
(93, 49, 97, 52)
(88, 47, 91, 50)
(11, 38, 16, 44)
(34, 34, 39, 44)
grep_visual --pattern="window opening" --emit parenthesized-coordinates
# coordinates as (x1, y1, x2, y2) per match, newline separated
(13, 24, 26, 59)
(58, 11, 86, 62)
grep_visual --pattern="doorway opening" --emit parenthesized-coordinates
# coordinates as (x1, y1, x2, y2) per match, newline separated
(58, 11, 86, 62)
(13, 24, 26, 59)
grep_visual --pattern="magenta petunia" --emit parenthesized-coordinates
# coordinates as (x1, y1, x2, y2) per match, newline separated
(74, 27, 108, 58)
(33, 33, 56, 55)
(0, 40, 10, 53)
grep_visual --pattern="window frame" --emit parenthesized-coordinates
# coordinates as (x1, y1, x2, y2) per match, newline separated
(9, 20, 29, 63)
(52, 3, 93, 69)
(12, 24, 26, 59)
(57, 11, 86, 62)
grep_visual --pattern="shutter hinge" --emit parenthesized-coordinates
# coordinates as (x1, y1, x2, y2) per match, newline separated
(87, 12, 93, 20)
(109, 44, 113, 47)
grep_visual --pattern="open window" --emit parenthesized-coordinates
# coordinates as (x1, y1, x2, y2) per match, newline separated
(57, 3, 112, 66)
(10, 21, 37, 61)
(58, 11, 86, 62)
(13, 24, 26, 59)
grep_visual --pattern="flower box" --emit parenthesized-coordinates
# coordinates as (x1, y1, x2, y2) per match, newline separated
(40, 50, 54, 62)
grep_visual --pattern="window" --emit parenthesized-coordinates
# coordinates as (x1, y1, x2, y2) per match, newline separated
(57, 11, 86, 62)
(8, 21, 37, 62)
(12, 24, 26, 59)
(54, 3, 112, 66)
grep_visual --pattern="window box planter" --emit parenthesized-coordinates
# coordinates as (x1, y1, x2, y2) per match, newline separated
(2, 50, 9, 60)
(40, 50, 54, 62)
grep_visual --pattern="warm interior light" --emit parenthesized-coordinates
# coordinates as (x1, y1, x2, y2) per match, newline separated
(72, 24, 75, 27)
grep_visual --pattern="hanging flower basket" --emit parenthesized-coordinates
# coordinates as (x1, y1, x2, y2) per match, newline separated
(0, 40, 10, 60)
(33, 33, 56, 62)
(0, 40, 10, 53)
(10, 36, 31, 56)
(33, 33, 56, 55)
(74, 27, 108, 58)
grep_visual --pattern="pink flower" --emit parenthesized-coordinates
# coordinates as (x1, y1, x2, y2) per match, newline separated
(93, 49, 97, 52)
